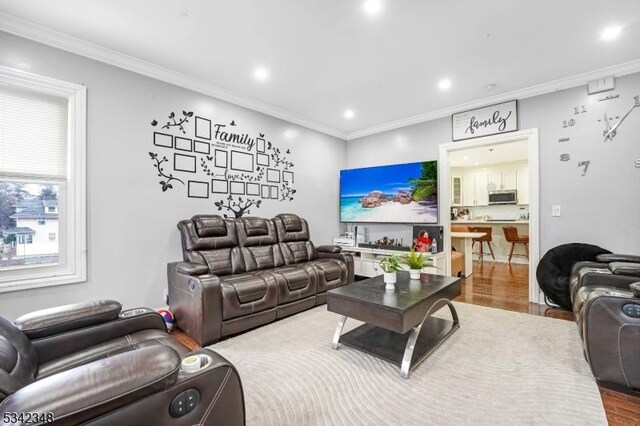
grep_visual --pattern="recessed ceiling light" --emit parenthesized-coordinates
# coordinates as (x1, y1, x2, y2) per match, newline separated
(254, 67, 269, 81)
(344, 109, 355, 119)
(474, 162, 480, 166)
(363, 0, 383, 16)
(601, 26, 622, 41)
(463, 156, 470, 160)
(438, 78, 452, 91)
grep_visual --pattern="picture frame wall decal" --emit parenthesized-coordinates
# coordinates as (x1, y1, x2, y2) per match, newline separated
(175, 137, 193, 152)
(174, 153, 197, 173)
(153, 132, 173, 148)
(148, 111, 296, 216)
(261, 184, 270, 199)
(215, 149, 228, 168)
(257, 153, 270, 166)
(230, 181, 245, 195)
(195, 116, 211, 140)
(266, 168, 281, 183)
(231, 150, 254, 172)
(211, 179, 229, 194)
(194, 140, 211, 154)
(246, 183, 260, 196)
(188, 181, 209, 199)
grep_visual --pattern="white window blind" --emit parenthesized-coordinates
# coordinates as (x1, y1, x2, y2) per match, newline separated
(0, 86, 68, 178)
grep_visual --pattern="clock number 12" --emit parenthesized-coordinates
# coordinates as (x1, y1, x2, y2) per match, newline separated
(574, 106, 587, 115)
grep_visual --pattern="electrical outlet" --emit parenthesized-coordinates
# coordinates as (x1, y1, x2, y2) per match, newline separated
(552, 205, 562, 217)
(163, 289, 169, 305)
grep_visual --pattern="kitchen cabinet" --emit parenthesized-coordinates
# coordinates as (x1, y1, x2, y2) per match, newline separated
(451, 175, 463, 206)
(517, 166, 529, 205)
(462, 170, 488, 206)
(488, 168, 517, 190)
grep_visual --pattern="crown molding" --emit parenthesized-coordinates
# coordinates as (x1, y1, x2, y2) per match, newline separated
(0, 12, 347, 140)
(346, 58, 640, 140)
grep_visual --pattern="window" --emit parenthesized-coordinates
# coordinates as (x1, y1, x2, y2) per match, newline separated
(0, 67, 86, 292)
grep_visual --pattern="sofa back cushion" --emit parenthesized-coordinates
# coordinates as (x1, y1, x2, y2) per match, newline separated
(236, 217, 284, 271)
(177, 215, 245, 275)
(273, 214, 317, 264)
(0, 316, 37, 400)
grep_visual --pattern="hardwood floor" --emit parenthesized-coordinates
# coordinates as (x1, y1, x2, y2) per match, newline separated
(173, 261, 640, 425)
(455, 261, 640, 426)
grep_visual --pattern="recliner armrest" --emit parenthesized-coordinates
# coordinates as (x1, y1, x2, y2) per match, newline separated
(596, 253, 640, 264)
(610, 262, 640, 277)
(0, 346, 181, 426)
(13, 300, 122, 339)
(176, 261, 209, 276)
(317, 245, 342, 254)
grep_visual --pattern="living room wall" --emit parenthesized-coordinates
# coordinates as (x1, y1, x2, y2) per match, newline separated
(346, 71, 640, 259)
(0, 32, 346, 318)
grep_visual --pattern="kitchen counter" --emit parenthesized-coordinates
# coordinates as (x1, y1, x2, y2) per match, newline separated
(453, 220, 529, 224)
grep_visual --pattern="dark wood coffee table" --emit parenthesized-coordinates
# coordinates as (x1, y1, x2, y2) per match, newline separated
(327, 271, 461, 378)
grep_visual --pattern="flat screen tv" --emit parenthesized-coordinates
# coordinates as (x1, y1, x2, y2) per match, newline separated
(340, 160, 438, 223)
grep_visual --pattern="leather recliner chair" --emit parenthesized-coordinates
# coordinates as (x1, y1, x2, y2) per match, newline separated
(570, 254, 640, 393)
(168, 213, 354, 346)
(0, 300, 245, 425)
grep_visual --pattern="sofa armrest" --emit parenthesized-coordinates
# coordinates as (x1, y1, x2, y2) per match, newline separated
(317, 251, 355, 284)
(0, 346, 181, 426)
(13, 300, 122, 340)
(176, 261, 209, 276)
(610, 262, 640, 277)
(168, 262, 223, 346)
(32, 311, 167, 364)
(317, 245, 342, 254)
(596, 253, 640, 264)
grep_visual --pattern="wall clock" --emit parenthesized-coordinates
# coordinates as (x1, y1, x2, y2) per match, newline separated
(602, 95, 639, 141)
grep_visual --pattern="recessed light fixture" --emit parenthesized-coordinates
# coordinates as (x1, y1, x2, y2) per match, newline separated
(254, 66, 269, 81)
(474, 162, 480, 166)
(463, 156, 470, 160)
(344, 109, 355, 119)
(363, 0, 383, 16)
(438, 78, 452, 91)
(601, 25, 622, 41)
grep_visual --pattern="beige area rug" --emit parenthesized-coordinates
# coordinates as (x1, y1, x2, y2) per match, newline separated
(210, 303, 607, 425)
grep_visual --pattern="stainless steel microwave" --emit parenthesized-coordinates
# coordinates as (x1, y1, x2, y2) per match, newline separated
(488, 190, 517, 205)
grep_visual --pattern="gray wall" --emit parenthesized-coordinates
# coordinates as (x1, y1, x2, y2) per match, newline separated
(0, 32, 346, 319)
(346, 72, 640, 257)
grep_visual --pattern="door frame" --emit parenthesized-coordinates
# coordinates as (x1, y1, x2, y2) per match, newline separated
(438, 128, 541, 303)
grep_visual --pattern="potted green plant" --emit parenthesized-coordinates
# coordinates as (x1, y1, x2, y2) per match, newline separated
(400, 249, 427, 280)
(379, 255, 402, 289)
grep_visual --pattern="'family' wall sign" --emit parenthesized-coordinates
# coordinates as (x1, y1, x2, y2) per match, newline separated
(452, 100, 518, 141)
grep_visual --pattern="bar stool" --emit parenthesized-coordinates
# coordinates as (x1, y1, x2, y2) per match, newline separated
(470, 226, 495, 261)
(503, 226, 529, 262)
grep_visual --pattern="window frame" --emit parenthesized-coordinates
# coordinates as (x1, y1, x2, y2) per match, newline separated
(0, 66, 87, 292)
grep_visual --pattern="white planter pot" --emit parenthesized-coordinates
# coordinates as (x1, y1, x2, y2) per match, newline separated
(409, 269, 421, 280)
(384, 272, 397, 289)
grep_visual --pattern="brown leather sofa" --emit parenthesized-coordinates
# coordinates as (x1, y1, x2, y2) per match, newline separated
(0, 300, 245, 425)
(168, 213, 354, 346)
(570, 254, 640, 393)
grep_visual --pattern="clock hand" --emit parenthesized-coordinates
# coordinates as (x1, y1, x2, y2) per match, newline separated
(603, 103, 639, 141)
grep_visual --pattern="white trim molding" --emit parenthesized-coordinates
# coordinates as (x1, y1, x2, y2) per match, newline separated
(439, 129, 541, 303)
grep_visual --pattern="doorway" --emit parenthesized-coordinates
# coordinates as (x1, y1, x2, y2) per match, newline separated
(439, 129, 540, 304)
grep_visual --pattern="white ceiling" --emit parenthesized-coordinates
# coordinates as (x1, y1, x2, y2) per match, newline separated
(448, 140, 528, 168)
(1, 0, 639, 140)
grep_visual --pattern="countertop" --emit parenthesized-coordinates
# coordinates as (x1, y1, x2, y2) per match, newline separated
(452, 220, 529, 225)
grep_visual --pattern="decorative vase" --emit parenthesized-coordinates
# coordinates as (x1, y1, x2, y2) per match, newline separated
(409, 269, 421, 280)
(384, 271, 397, 290)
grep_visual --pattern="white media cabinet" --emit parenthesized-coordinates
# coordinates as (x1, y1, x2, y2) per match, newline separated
(341, 246, 447, 277)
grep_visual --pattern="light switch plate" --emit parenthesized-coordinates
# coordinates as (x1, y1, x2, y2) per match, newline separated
(552, 205, 562, 217)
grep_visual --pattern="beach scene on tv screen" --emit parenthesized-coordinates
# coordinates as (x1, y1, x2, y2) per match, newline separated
(340, 161, 438, 223)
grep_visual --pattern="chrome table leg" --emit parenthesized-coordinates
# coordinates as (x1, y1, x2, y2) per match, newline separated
(331, 315, 348, 350)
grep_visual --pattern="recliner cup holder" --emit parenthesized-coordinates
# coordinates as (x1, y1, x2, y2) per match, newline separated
(181, 354, 213, 373)
(120, 307, 154, 318)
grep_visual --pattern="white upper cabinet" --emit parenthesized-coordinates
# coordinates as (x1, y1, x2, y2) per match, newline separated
(517, 166, 529, 205)
(458, 161, 528, 206)
(462, 170, 489, 206)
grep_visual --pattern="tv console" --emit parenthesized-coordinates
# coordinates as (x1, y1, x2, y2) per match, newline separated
(341, 246, 446, 278)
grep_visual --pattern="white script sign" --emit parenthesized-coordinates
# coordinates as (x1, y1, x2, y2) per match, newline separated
(452, 100, 518, 141)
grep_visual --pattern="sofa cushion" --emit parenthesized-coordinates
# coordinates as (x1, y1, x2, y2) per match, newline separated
(220, 274, 278, 321)
(198, 247, 244, 276)
(271, 267, 311, 291)
(280, 241, 317, 264)
(224, 274, 269, 304)
(274, 214, 311, 243)
(194, 215, 228, 237)
(236, 217, 278, 247)
(312, 260, 343, 282)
